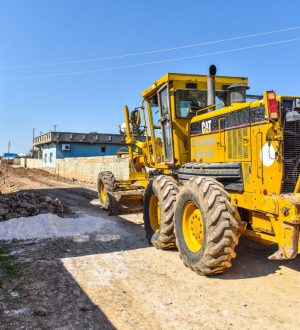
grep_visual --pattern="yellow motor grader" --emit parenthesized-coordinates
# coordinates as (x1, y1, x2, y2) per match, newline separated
(98, 65, 300, 275)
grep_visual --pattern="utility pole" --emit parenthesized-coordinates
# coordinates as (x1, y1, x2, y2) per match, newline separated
(53, 124, 57, 132)
(8, 141, 10, 157)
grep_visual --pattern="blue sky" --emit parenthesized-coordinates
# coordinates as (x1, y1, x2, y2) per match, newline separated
(0, 0, 300, 153)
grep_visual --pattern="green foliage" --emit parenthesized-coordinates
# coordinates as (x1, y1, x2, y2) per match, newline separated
(2, 263, 21, 277)
(0, 246, 22, 278)
(33, 310, 48, 317)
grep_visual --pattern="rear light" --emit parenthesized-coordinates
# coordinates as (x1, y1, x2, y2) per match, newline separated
(266, 91, 279, 120)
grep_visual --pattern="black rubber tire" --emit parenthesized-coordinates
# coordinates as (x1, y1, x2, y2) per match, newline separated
(151, 175, 179, 249)
(143, 176, 179, 249)
(97, 171, 117, 210)
(174, 176, 240, 275)
(143, 180, 156, 244)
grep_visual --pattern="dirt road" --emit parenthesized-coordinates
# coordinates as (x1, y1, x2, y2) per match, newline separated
(1, 166, 300, 329)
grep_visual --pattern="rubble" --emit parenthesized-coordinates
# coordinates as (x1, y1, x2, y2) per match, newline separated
(0, 191, 72, 221)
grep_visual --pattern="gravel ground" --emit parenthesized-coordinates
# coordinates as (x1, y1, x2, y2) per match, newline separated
(0, 165, 300, 329)
(0, 212, 123, 241)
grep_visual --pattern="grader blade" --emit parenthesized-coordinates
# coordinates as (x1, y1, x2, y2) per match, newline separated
(107, 189, 144, 215)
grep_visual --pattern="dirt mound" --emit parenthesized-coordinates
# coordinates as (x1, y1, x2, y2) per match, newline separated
(11, 165, 78, 184)
(0, 191, 72, 221)
(0, 163, 83, 194)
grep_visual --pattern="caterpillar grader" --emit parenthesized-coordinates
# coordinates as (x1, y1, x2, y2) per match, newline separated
(98, 65, 300, 275)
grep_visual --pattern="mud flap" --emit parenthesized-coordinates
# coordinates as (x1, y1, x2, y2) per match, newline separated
(268, 222, 300, 260)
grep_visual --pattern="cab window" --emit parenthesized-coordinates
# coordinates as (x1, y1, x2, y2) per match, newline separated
(148, 95, 164, 163)
(149, 95, 162, 135)
(175, 90, 207, 118)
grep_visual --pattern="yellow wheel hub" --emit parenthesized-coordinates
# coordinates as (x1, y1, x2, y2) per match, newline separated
(182, 201, 204, 253)
(99, 181, 107, 203)
(149, 194, 160, 232)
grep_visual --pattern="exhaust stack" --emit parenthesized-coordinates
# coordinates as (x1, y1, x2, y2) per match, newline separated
(207, 65, 217, 110)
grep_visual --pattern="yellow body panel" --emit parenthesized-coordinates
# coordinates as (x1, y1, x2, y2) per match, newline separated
(189, 94, 300, 256)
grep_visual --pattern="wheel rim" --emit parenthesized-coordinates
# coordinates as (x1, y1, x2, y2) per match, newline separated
(182, 201, 204, 253)
(149, 194, 160, 232)
(99, 181, 107, 203)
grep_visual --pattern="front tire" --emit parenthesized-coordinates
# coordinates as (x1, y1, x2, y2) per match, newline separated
(143, 180, 159, 244)
(97, 171, 117, 210)
(174, 177, 240, 275)
(143, 176, 179, 249)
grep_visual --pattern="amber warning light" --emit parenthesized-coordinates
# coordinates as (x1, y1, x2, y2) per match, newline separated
(267, 91, 279, 120)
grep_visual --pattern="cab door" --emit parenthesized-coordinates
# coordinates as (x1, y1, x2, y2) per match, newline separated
(158, 84, 174, 164)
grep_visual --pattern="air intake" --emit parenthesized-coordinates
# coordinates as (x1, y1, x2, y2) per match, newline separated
(227, 83, 249, 104)
(282, 119, 300, 192)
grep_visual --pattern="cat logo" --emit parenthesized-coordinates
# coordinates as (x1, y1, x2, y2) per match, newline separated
(294, 98, 300, 108)
(201, 120, 212, 134)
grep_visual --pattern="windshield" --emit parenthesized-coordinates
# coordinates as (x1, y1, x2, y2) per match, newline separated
(175, 89, 207, 118)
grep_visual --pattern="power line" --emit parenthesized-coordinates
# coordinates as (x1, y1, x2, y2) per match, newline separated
(4, 37, 300, 80)
(1, 26, 300, 69)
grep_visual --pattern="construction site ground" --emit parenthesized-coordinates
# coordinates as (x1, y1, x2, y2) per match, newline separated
(0, 165, 300, 330)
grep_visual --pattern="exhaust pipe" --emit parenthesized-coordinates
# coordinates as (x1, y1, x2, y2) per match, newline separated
(207, 65, 217, 110)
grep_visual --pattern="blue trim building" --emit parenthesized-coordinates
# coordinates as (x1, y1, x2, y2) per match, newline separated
(2, 153, 18, 160)
(33, 131, 127, 167)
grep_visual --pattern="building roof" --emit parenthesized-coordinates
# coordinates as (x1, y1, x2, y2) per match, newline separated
(33, 131, 126, 147)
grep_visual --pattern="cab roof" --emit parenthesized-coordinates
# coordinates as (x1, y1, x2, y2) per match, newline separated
(142, 73, 248, 99)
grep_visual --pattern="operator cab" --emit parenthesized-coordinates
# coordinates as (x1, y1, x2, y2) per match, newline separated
(128, 67, 249, 167)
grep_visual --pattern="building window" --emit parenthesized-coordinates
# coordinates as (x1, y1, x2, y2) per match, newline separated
(44, 153, 47, 163)
(101, 146, 106, 153)
(49, 153, 53, 163)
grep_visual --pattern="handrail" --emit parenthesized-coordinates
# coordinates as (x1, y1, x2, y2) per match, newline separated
(196, 102, 225, 116)
(124, 105, 133, 160)
(141, 99, 151, 163)
(256, 131, 264, 182)
(218, 117, 226, 149)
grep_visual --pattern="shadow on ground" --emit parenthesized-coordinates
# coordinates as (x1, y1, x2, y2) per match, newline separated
(220, 237, 300, 280)
(0, 186, 148, 328)
(0, 238, 121, 329)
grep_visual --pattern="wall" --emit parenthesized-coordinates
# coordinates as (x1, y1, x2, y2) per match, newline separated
(56, 156, 129, 182)
(20, 158, 27, 167)
(13, 159, 21, 165)
(24, 156, 129, 183)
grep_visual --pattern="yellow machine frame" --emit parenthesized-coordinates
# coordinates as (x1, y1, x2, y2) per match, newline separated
(123, 72, 300, 260)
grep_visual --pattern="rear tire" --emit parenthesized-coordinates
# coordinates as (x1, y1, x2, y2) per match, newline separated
(97, 171, 117, 210)
(143, 176, 179, 249)
(174, 177, 240, 275)
(143, 180, 158, 244)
